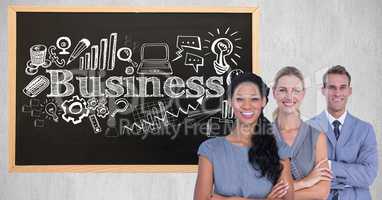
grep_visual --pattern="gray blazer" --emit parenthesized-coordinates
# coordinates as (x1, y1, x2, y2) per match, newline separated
(307, 111, 378, 200)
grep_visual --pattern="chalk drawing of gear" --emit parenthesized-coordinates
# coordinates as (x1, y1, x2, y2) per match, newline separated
(87, 97, 99, 110)
(61, 95, 90, 124)
(96, 106, 109, 118)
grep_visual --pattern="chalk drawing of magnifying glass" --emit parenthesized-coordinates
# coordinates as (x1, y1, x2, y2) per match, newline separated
(110, 98, 130, 117)
(117, 47, 138, 68)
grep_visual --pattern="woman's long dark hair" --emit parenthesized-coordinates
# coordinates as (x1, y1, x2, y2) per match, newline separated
(229, 73, 282, 185)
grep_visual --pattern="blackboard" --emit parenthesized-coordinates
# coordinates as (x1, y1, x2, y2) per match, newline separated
(8, 7, 259, 172)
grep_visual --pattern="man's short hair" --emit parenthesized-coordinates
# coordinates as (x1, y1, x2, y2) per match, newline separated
(322, 65, 351, 87)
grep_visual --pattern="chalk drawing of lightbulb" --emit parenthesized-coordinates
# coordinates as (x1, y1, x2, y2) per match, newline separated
(211, 38, 233, 75)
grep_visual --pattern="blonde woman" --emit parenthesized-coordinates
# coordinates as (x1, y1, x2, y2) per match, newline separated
(272, 66, 331, 200)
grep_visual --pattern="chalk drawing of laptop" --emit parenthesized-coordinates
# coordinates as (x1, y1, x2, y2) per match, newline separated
(137, 43, 173, 75)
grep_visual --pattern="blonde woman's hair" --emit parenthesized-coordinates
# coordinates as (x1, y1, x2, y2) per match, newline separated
(272, 66, 305, 120)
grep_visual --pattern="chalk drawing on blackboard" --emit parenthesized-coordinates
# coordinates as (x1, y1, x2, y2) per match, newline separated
(85, 53, 91, 70)
(23, 75, 50, 97)
(86, 97, 109, 118)
(79, 52, 93, 70)
(96, 106, 109, 118)
(26, 44, 52, 75)
(230, 31, 238, 36)
(211, 38, 233, 75)
(48, 45, 66, 68)
(43, 98, 63, 122)
(106, 33, 118, 70)
(127, 103, 169, 135)
(221, 99, 234, 119)
(226, 69, 244, 85)
(122, 97, 203, 135)
(117, 47, 138, 67)
(22, 98, 62, 127)
(176, 96, 204, 116)
(79, 57, 84, 70)
(125, 66, 134, 75)
(89, 114, 102, 134)
(136, 43, 173, 75)
(34, 119, 45, 128)
(172, 35, 202, 62)
(204, 27, 243, 75)
(205, 98, 235, 136)
(96, 98, 109, 118)
(67, 38, 90, 65)
(206, 117, 234, 137)
(87, 97, 99, 110)
(28, 44, 50, 67)
(110, 98, 130, 117)
(99, 38, 108, 70)
(22, 99, 44, 127)
(90, 45, 99, 70)
(61, 95, 90, 125)
(25, 66, 39, 76)
(76, 33, 121, 71)
(184, 52, 204, 73)
(44, 100, 59, 123)
(186, 108, 221, 125)
(224, 27, 230, 34)
(98, 96, 107, 106)
(56, 36, 71, 55)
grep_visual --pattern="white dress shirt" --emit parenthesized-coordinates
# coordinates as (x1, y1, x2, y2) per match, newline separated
(325, 110, 347, 131)
(325, 110, 347, 170)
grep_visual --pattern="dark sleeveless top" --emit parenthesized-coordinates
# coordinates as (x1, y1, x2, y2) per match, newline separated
(272, 121, 321, 180)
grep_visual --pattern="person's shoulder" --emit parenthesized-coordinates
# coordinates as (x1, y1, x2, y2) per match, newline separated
(306, 111, 326, 131)
(302, 121, 323, 144)
(199, 137, 225, 149)
(198, 137, 226, 161)
(303, 121, 321, 135)
(347, 113, 375, 130)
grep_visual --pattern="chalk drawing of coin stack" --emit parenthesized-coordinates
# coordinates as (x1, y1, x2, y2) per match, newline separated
(25, 44, 52, 75)
(78, 33, 118, 71)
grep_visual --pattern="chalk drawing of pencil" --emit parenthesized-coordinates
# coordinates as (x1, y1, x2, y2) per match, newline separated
(67, 38, 90, 65)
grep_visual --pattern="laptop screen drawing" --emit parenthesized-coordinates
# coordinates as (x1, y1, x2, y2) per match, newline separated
(137, 43, 173, 75)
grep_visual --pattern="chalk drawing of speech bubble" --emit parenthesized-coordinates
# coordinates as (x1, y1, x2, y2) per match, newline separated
(184, 53, 204, 73)
(177, 36, 201, 50)
(173, 36, 202, 61)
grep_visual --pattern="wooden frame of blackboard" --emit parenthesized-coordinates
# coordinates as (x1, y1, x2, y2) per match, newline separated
(8, 6, 260, 172)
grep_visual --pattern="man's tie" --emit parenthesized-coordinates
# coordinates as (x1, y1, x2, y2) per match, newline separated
(333, 120, 341, 140)
(332, 120, 341, 200)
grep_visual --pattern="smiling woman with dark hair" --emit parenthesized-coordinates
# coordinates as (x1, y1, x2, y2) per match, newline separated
(194, 73, 294, 200)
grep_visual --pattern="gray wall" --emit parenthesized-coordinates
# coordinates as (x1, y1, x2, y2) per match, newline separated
(1, 0, 381, 199)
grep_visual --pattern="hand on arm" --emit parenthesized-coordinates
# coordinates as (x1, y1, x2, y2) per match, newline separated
(294, 133, 331, 200)
(293, 159, 333, 190)
(266, 159, 294, 200)
(211, 160, 294, 200)
(330, 124, 378, 188)
(265, 180, 289, 200)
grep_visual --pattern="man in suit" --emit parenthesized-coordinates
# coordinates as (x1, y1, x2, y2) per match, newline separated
(308, 65, 378, 200)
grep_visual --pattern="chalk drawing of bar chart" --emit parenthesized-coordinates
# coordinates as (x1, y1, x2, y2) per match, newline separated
(79, 33, 118, 71)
